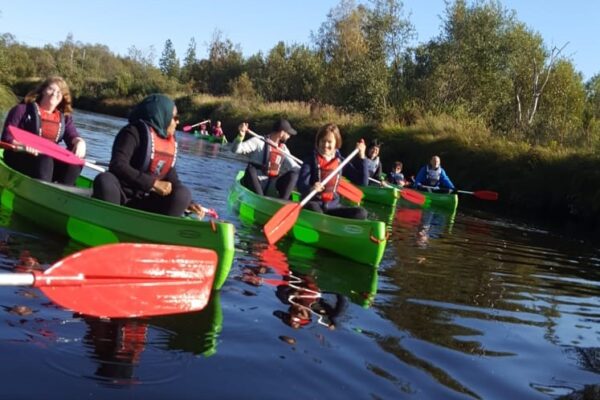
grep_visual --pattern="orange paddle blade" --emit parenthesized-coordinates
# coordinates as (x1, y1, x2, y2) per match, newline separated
(400, 188, 426, 206)
(337, 180, 364, 203)
(32, 243, 218, 318)
(264, 203, 301, 244)
(473, 190, 498, 201)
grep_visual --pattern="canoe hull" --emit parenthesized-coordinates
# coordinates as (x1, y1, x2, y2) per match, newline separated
(413, 190, 459, 212)
(228, 171, 386, 266)
(0, 156, 235, 289)
(360, 184, 399, 206)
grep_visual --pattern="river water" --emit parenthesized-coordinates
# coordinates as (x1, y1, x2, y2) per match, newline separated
(0, 109, 598, 399)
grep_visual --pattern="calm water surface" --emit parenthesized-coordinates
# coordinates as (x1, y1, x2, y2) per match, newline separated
(0, 109, 598, 399)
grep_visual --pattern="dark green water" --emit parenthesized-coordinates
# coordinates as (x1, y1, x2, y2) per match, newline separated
(0, 109, 597, 399)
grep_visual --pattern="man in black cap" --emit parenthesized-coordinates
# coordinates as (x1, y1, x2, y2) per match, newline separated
(232, 118, 300, 199)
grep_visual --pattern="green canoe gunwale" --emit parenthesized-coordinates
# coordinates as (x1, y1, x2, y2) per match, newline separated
(0, 153, 235, 289)
(228, 170, 387, 266)
(360, 184, 400, 206)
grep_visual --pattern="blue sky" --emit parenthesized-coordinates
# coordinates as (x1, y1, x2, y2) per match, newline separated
(1, 0, 598, 81)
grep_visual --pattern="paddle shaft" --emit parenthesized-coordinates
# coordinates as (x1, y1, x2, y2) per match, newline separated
(246, 129, 303, 164)
(0, 273, 35, 286)
(368, 177, 392, 188)
(300, 148, 360, 206)
(184, 119, 211, 131)
(420, 184, 455, 193)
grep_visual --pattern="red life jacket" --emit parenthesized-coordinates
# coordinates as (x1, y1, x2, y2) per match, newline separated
(30, 101, 64, 142)
(263, 142, 284, 177)
(316, 153, 340, 202)
(142, 123, 177, 179)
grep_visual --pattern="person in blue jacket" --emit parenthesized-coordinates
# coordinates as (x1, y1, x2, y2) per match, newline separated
(297, 123, 368, 219)
(414, 155, 455, 192)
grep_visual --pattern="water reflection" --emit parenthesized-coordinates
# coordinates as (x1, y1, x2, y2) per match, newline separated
(81, 317, 147, 385)
(238, 242, 378, 330)
(151, 291, 223, 357)
(177, 134, 221, 158)
(394, 206, 456, 248)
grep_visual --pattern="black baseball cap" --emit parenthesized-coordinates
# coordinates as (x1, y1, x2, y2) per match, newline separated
(272, 119, 297, 135)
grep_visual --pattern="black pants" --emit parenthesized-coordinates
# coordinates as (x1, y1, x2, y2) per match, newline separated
(241, 164, 299, 200)
(92, 172, 192, 217)
(4, 151, 82, 185)
(304, 201, 368, 220)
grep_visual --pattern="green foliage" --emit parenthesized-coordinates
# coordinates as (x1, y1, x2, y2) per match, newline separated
(193, 30, 244, 95)
(261, 42, 324, 102)
(229, 72, 261, 104)
(180, 37, 197, 83)
(314, 0, 413, 119)
(159, 39, 180, 78)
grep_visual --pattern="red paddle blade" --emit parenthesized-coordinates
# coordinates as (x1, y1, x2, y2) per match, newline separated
(264, 203, 301, 245)
(400, 188, 426, 206)
(8, 125, 84, 166)
(474, 190, 499, 201)
(338, 180, 364, 203)
(182, 125, 193, 132)
(34, 243, 218, 318)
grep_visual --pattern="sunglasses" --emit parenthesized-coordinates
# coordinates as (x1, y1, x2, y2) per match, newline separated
(173, 115, 180, 124)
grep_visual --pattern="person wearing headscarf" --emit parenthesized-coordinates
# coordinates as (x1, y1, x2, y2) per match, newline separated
(92, 94, 205, 217)
(1, 76, 86, 185)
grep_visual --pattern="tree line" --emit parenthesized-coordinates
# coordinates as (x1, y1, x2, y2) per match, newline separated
(2, 0, 600, 151)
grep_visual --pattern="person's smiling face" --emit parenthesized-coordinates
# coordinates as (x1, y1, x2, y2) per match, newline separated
(39, 83, 63, 111)
(318, 132, 337, 158)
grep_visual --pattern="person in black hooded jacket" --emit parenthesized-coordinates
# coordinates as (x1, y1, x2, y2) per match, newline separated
(92, 94, 205, 217)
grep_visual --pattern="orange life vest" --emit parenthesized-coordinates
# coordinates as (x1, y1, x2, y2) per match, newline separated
(142, 123, 177, 179)
(263, 142, 284, 177)
(316, 153, 341, 202)
(28, 102, 64, 143)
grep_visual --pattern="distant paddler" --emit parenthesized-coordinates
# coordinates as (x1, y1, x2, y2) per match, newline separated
(414, 155, 455, 193)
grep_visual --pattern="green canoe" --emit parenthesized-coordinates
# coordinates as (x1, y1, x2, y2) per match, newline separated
(0, 154, 235, 289)
(228, 171, 387, 266)
(193, 133, 228, 144)
(401, 189, 459, 213)
(360, 184, 400, 206)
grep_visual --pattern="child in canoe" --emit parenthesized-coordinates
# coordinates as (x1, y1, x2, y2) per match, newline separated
(387, 161, 408, 187)
(297, 123, 368, 219)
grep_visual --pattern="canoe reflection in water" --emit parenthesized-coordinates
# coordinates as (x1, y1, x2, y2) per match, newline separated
(240, 244, 348, 330)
